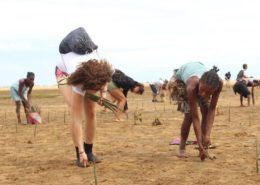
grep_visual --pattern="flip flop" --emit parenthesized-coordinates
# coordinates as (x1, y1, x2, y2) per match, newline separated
(195, 144, 218, 149)
(169, 137, 181, 145)
(169, 137, 197, 145)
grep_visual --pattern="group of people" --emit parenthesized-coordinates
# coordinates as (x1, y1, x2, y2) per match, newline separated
(10, 27, 256, 167)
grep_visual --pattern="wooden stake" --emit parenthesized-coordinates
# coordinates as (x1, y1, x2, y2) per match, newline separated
(34, 124, 37, 139)
(63, 110, 66, 124)
(4, 111, 6, 125)
(16, 121, 18, 133)
(228, 103, 231, 123)
(256, 136, 259, 174)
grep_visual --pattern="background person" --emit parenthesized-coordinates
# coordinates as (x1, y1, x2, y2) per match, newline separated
(107, 69, 144, 121)
(234, 64, 253, 106)
(149, 80, 164, 102)
(10, 72, 35, 124)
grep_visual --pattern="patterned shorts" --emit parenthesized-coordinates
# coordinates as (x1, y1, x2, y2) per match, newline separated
(169, 79, 209, 113)
(55, 66, 69, 87)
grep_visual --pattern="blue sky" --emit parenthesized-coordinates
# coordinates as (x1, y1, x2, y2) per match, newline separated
(0, 0, 259, 87)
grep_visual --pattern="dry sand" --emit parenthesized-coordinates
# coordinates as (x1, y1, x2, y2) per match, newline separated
(0, 86, 260, 185)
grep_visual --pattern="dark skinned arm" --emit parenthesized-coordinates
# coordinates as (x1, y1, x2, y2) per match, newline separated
(186, 77, 204, 150)
(204, 80, 223, 146)
(18, 79, 30, 108)
(27, 83, 34, 107)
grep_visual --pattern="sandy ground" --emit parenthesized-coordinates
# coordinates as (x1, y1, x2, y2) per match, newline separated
(0, 86, 260, 185)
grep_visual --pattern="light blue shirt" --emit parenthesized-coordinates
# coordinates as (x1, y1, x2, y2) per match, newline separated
(10, 81, 29, 101)
(175, 62, 208, 83)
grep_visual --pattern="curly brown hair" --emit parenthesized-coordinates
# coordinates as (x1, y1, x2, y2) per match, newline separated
(67, 59, 113, 91)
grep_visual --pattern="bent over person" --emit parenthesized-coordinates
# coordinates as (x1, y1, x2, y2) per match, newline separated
(10, 72, 35, 124)
(107, 69, 144, 121)
(55, 27, 114, 167)
(171, 62, 223, 161)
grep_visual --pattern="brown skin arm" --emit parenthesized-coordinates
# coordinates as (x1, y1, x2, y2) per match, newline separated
(203, 79, 223, 147)
(27, 83, 34, 107)
(186, 77, 204, 150)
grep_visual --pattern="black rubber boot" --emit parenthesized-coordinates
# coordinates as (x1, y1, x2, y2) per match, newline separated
(75, 147, 80, 166)
(84, 143, 101, 163)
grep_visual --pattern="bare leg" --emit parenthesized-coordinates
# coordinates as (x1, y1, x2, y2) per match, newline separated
(22, 101, 29, 124)
(252, 86, 255, 105)
(83, 92, 96, 144)
(108, 90, 126, 121)
(247, 95, 251, 106)
(240, 95, 244, 106)
(179, 113, 192, 157)
(58, 85, 75, 144)
(15, 101, 21, 124)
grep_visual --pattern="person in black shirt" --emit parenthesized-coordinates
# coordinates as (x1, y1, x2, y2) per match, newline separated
(107, 69, 144, 121)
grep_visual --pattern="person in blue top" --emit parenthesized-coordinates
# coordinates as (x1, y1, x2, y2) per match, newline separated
(10, 72, 35, 124)
(172, 62, 223, 161)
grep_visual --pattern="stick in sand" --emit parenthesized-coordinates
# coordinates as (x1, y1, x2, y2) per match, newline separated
(63, 110, 66, 124)
(228, 103, 231, 123)
(256, 136, 259, 174)
(4, 111, 6, 125)
(34, 124, 37, 139)
(16, 121, 18, 133)
(93, 160, 98, 185)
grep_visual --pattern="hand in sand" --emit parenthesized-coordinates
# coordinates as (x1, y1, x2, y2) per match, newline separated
(80, 152, 89, 167)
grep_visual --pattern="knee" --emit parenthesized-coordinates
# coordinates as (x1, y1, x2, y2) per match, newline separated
(86, 109, 96, 120)
(118, 96, 126, 104)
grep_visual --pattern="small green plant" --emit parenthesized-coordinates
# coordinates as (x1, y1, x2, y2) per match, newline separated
(30, 104, 41, 113)
(152, 117, 162, 126)
(134, 110, 142, 124)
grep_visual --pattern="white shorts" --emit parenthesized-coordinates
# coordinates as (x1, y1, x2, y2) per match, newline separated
(56, 51, 100, 96)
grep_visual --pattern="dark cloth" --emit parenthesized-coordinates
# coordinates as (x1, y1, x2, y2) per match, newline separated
(233, 81, 250, 98)
(171, 79, 209, 113)
(59, 27, 98, 54)
(112, 69, 138, 96)
(225, 72, 231, 80)
(149, 84, 158, 96)
(112, 69, 139, 111)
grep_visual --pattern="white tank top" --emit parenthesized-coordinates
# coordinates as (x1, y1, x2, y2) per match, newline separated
(56, 51, 100, 96)
(57, 50, 100, 74)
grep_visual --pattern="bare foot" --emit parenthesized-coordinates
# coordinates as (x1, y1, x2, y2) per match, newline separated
(114, 118, 125, 122)
(206, 150, 217, 160)
(101, 109, 107, 114)
(178, 150, 188, 158)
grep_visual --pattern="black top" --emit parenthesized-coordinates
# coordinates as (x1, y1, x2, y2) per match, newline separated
(112, 69, 138, 97)
(59, 27, 98, 54)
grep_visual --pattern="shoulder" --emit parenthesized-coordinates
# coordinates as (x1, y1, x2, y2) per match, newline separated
(186, 76, 199, 93)
(19, 79, 25, 84)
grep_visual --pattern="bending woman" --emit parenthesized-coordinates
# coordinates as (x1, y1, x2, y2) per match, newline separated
(55, 27, 113, 167)
(107, 69, 144, 121)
